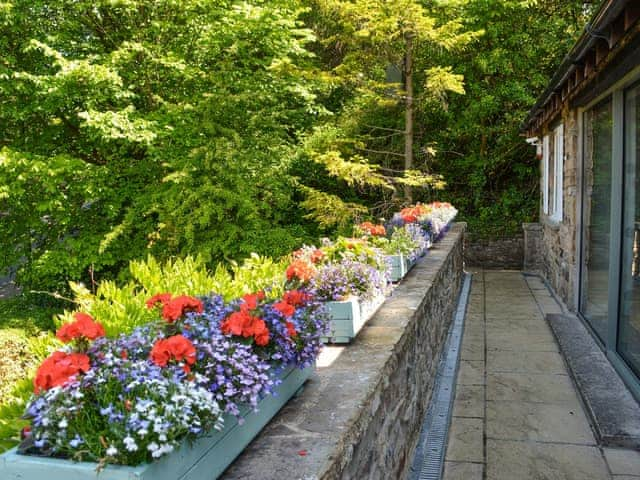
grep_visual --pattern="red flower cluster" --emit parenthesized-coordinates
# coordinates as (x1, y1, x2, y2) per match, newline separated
(34, 351, 91, 393)
(400, 204, 429, 224)
(273, 301, 295, 317)
(272, 290, 309, 336)
(310, 249, 325, 264)
(220, 292, 270, 346)
(56, 312, 105, 343)
(146, 293, 204, 323)
(162, 296, 203, 322)
(283, 290, 311, 307)
(150, 334, 196, 372)
(221, 311, 270, 346)
(286, 321, 297, 337)
(358, 221, 386, 236)
(145, 293, 172, 309)
(286, 259, 316, 283)
(242, 291, 265, 310)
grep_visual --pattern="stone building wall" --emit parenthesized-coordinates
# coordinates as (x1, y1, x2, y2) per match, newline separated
(222, 224, 465, 480)
(537, 107, 580, 311)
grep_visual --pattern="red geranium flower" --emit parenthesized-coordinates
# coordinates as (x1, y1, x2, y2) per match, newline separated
(145, 293, 172, 309)
(358, 222, 386, 237)
(286, 259, 316, 283)
(286, 321, 297, 337)
(221, 311, 248, 337)
(221, 311, 270, 346)
(273, 301, 295, 318)
(34, 351, 91, 393)
(283, 290, 311, 307)
(253, 320, 270, 346)
(56, 312, 105, 343)
(310, 249, 325, 264)
(150, 334, 196, 368)
(241, 291, 265, 311)
(161, 295, 204, 322)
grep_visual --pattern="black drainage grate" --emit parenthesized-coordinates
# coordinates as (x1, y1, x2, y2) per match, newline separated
(408, 273, 471, 480)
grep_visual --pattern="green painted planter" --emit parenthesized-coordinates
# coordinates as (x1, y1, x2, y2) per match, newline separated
(0, 364, 313, 480)
(321, 295, 385, 344)
(388, 252, 420, 282)
(388, 253, 409, 282)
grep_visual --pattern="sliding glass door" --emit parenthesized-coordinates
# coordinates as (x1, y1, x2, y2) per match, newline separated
(580, 98, 613, 342)
(618, 83, 640, 377)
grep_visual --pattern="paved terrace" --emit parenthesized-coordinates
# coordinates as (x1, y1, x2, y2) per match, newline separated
(444, 270, 640, 480)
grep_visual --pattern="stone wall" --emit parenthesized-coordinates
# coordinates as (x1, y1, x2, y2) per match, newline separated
(222, 224, 465, 480)
(537, 106, 580, 311)
(464, 234, 523, 269)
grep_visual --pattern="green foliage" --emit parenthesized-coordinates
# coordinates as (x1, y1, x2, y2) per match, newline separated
(0, 327, 58, 452)
(297, 0, 478, 223)
(0, 294, 60, 333)
(0, 378, 32, 452)
(0, 0, 324, 292)
(321, 236, 387, 272)
(371, 228, 420, 256)
(418, 0, 596, 238)
(58, 254, 289, 336)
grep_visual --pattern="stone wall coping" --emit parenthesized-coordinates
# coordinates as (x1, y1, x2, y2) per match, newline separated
(522, 222, 543, 231)
(221, 224, 466, 480)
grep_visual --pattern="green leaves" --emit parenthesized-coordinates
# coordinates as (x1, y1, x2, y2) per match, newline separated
(0, 0, 325, 292)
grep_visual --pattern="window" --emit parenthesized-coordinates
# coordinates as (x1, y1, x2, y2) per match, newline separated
(542, 125, 564, 222)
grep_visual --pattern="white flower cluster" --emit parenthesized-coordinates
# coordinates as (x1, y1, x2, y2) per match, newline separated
(422, 202, 458, 237)
(28, 361, 224, 464)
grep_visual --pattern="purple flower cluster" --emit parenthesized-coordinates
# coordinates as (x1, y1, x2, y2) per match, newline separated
(22, 292, 329, 467)
(404, 223, 428, 261)
(310, 259, 389, 303)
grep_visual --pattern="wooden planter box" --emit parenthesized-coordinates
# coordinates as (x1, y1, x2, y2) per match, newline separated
(388, 253, 408, 282)
(0, 364, 313, 480)
(388, 252, 421, 282)
(321, 295, 385, 344)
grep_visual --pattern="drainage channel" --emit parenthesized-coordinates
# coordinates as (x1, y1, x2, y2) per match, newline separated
(407, 273, 472, 480)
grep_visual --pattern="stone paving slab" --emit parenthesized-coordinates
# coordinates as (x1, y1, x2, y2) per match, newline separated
(487, 350, 566, 374)
(452, 384, 484, 418)
(445, 417, 483, 463)
(486, 400, 596, 444)
(486, 372, 579, 404)
(603, 447, 640, 476)
(486, 439, 610, 480)
(442, 461, 483, 480)
(486, 334, 559, 353)
(443, 270, 640, 480)
(457, 359, 485, 385)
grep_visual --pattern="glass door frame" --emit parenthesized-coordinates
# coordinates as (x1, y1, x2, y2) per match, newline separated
(576, 66, 640, 402)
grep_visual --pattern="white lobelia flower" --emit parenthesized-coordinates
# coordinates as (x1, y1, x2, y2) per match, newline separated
(123, 436, 138, 452)
(106, 445, 118, 457)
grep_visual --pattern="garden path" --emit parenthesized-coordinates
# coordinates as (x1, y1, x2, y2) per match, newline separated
(443, 270, 640, 480)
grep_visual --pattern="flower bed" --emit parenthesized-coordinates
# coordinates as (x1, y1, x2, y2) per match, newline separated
(0, 202, 458, 477)
(0, 290, 328, 478)
(0, 364, 312, 480)
(293, 239, 390, 344)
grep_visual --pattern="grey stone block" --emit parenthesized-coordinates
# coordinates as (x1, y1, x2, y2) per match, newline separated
(547, 313, 640, 448)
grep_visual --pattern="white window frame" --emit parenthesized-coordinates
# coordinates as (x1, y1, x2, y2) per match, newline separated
(543, 134, 550, 215)
(551, 123, 564, 222)
(542, 125, 564, 222)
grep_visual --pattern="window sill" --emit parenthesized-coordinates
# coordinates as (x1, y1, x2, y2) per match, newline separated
(542, 215, 562, 231)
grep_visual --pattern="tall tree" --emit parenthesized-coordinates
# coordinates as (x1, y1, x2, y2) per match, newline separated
(0, 0, 326, 291)
(300, 0, 477, 223)
(420, 0, 596, 237)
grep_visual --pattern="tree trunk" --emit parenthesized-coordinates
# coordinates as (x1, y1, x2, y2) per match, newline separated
(404, 33, 414, 203)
